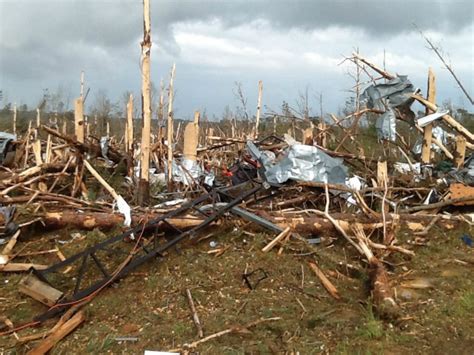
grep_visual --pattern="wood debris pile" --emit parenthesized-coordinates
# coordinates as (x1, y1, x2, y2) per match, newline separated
(1, 53, 473, 352)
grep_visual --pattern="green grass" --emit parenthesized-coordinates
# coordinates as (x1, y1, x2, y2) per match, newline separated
(455, 290, 474, 315)
(356, 304, 384, 340)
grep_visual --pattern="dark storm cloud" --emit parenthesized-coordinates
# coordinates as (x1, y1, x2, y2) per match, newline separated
(152, 0, 474, 35)
(2, 0, 471, 73)
(0, 0, 472, 114)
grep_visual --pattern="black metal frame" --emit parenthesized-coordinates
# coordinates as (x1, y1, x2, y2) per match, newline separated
(33, 183, 268, 321)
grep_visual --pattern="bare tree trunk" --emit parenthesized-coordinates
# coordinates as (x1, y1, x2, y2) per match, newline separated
(419, 29, 474, 105)
(137, 0, 152, 205)
(13, 104, 17, 136)
(255, 80, 263, 139)
(167, 63, 176, 190)
(126, 94, 133, 153)
(74, 98, 84, 143)
(421, 68, 436, 164)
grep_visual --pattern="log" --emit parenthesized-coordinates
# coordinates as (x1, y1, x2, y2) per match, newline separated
(352, 225, 398, 317)
(268, 212, 459, 236)
(40, 211, 207, 231)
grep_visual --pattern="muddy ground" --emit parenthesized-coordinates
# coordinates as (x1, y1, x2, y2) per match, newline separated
(1, 220, 473, 354)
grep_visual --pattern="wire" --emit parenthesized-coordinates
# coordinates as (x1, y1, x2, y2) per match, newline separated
(0, 219, 149, 337)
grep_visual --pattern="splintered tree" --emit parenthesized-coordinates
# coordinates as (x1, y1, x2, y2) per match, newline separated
(137, 0, 152, 205)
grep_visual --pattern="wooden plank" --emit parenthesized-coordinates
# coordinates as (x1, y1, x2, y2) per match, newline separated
(421, 68, 436, 164)
(26, 311, 85, 355)
(261, 227, 291, 252)
(19, 274, 63, 306)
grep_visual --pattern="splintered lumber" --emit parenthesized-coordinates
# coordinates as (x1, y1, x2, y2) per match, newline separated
(455, 136, 467, 169)
(18, 305, 81, 343)
(1, 229, 21, 257)
(74, 97, 84, 143)
(26, 311, 85, 355)
(308, 261, 340, 300)
(19, 274, 63, 306)
(303, 127, 313, 145)
(0, 263, 48, 272)
(421, 68, 436, 164)
(412, 94, 474, 143)
(261, 226, 291, 252)
(376, 160, 387, 187)
(32, 140, 43, 166)
(183, 112, 200, 161)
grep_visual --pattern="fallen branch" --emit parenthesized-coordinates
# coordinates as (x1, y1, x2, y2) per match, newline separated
(170, 317, 281, 352)
(308, 261, 340, 300)
(185, 288, 203, 338)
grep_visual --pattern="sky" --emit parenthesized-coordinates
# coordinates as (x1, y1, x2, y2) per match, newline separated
(0, 0, 473, 120)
